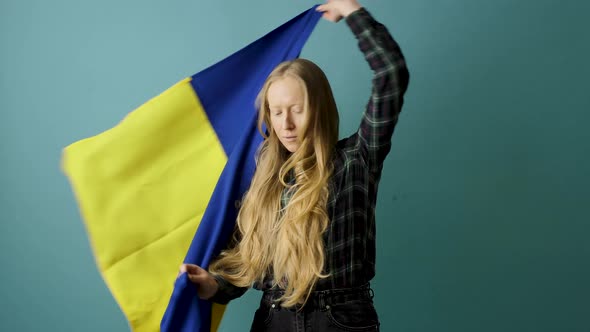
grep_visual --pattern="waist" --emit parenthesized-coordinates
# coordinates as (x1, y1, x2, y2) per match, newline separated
(261, 283, 374, 310)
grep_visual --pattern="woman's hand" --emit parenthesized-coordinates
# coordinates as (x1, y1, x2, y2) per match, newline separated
(178, 263, 219, 300)
(316, 0, 362, 23)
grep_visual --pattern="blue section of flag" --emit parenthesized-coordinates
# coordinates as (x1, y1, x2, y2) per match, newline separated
(192, 5, 321, 156)
(161, 6, 321, 332)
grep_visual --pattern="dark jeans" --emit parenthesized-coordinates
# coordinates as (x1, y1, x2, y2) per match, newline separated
(250, 284, 380, 332)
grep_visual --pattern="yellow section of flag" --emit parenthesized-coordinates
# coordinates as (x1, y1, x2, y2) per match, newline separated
(61, 77, 227, 331)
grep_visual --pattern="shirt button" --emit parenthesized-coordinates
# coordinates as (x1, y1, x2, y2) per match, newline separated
(326, 305, 330, 310)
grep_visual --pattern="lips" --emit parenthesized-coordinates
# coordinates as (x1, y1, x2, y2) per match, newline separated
(283, 136, 297, 142)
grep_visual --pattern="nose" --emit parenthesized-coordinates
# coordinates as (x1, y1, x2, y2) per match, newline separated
(282, 112, 295, 130)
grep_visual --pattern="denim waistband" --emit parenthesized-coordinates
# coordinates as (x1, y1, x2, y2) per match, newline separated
(261, 283, 374, 310)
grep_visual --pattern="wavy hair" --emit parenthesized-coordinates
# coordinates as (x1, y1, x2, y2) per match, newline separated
(208, 59, 339, 307)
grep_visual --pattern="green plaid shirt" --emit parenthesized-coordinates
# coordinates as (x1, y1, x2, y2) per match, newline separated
(211, 7, 409, 304)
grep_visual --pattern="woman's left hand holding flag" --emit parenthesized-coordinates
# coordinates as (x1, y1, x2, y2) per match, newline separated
(178, 264, 220, 300)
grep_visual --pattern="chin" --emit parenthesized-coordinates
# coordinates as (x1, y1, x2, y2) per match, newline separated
(283, 143, 299, 153)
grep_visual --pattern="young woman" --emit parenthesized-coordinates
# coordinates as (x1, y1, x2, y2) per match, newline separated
(179, 0, 410, 330)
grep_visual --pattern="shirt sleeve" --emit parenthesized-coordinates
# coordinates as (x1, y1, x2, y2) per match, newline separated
(345, 8, 410, 172)
(208, 274, 249, 304)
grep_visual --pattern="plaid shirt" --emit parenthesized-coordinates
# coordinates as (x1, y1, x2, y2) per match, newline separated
(212, 7, 409, 304)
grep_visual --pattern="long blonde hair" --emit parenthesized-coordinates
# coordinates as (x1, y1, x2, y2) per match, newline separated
(208, 59, 339, 307)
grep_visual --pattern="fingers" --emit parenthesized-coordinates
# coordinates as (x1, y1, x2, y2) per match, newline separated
(186, 272, 207, 285)
(185, 264, 204, 275)
(315, 3, 343, 23)
(316, 0, 361, 20)
(316, 0, 343, 12)
(317, 0, 335, 10)
(315, 3, 334, 13)
(177, 264, 187, 279)
(178, 263, 209, 285)
(179, 263, 204, 275)
(176, 264, 217, 299)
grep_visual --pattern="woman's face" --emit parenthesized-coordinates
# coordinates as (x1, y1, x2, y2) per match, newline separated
(267, 76, 308, 153)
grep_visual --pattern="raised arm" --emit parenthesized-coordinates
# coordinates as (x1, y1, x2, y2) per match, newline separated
(319, 1, 410, 172)
(349, 8, 409, 171)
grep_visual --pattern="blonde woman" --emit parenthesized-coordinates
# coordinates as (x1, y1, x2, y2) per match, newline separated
(178, 0, 410, 330)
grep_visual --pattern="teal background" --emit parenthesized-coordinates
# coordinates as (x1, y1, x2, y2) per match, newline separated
(1, 0, 589, 331)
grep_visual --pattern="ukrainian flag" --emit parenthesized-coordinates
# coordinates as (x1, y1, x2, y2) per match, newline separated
(61, 6, 321, 332)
